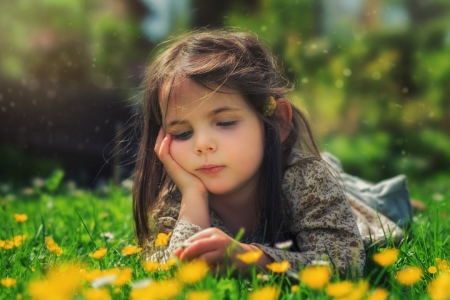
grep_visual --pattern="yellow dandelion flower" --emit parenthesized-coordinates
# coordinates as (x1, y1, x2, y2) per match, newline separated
(121, 245, 143, 256)
(186, 290, 211, 300)
(339, 280, 369, 300)
(266, 261, 290, 273)
(291, 285, 299, 293)
(159, 258, 177, 270)
(325, 281, 353, 298)
(372, 248, 399, 267)
(429, 266, 438, 274)
(154, 232, 172, 247)
(1, 278, 17, 288)
(14, 213, 28, 222)
(16, 294, 22, 300)
(83, 269, 106, 282)
(113, 268, 132, 286)
(299, 265, 331, 290)
(0, 240, 4, 248)
(28, 264, 84, 300)
(3, 240, 15, 250)
(176, 259, 209, 284)
(143, 261, 160, 272)
(396, 266, 423, 286)
(89, 248, 108, 260)
(13, 235, 27, 247)
(366, 288, 388, 300)
(428, 273, 450, 300)
(436, 259, 449, 273)
(130, 279, 181, 300)
(84, 288, 111, 300)
(236, 249, 263, 264)
(249, 286, 279, 300)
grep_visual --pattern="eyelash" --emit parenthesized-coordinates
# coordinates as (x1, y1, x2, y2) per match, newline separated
(172, 121, 237, 140)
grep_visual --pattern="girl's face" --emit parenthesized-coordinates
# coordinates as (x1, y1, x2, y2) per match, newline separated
(161, 79, 264, 197)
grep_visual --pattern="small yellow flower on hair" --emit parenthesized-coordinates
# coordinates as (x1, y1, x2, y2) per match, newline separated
(155, 232, 172, 247)
(1, 278, 17, 288)
(89, 248, 108, 260)
(396, 266, 423, 286)
(372, 248, 399, 267)
(236, 249, 263, 264)
(248, 286, 279, 300)
(14, 213, 28, 222)
(266, 261, 290, 273)
(299, 265, 330, 289)
(262, 96, 277, 117)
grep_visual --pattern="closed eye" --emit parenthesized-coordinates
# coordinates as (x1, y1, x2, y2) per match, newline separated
(172, 130, 192, 140)
(217, 121, 237, 127)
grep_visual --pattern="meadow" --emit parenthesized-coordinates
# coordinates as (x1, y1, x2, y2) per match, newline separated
(1, 170, 449, 300)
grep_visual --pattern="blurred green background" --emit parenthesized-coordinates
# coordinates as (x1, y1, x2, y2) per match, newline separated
(0, 0, 449, 186)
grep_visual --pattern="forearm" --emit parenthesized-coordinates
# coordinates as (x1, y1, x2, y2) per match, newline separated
(178, 192, 210, 229)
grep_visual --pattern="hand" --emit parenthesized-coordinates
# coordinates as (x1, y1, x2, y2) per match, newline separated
(173, 228, 271, 275)
(154, 128, 207, 197)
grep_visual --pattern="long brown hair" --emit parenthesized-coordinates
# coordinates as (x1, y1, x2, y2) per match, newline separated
(133, 29, 320, 246)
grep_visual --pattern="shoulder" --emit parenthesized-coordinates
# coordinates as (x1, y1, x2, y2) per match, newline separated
(282, 148, 343, 208)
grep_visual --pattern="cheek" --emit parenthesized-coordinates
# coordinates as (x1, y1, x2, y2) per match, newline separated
(169, 142, 191, 167)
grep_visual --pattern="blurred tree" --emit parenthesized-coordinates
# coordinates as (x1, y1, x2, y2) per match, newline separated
(225, 0, 450, 180)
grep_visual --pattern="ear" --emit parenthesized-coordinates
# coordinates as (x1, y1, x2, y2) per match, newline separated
(275, 98, 293, 143)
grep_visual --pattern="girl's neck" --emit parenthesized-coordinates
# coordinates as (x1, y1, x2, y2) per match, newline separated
(209, 186, 259, 238)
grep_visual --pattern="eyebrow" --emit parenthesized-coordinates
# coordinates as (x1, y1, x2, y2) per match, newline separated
(166, 106, 242, 127)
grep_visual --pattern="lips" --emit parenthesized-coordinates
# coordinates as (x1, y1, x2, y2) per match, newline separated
(196, 165, 225, 174)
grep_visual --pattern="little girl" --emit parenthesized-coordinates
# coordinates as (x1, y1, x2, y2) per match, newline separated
(132, 29, 410, 277)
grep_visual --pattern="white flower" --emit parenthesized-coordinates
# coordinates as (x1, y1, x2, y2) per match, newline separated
(91, 274, 117, 288)
(132, 279, 152, 289)
(275, 240, 293, 250)
(100, 232, 114, 241)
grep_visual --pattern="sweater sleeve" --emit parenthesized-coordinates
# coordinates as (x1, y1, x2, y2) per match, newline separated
(145, 191, 203, 263)
(253, 158, 365, 277)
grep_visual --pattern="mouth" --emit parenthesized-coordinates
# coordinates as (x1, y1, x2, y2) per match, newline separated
(196, 165, 225, 174)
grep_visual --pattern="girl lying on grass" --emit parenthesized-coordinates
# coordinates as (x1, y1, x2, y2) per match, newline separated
(132, 29, 410, 277)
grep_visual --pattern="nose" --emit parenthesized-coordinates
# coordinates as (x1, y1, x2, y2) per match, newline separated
(194, 132, 216, 154)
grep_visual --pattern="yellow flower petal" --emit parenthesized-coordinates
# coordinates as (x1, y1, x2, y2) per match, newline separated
(154, 232, 172, 247)
(396, 266, 423, 286)
(248, 286, 279, 300)
(299, 266, 330, 289)
(1, 278, 17, 288)
(14, 214, 28, 222)
(429, 266, 438, 274)
(372, 248, 399, 267)
(325, 281, 353, 298)
(291, 285, 299, 293)
(121, 245, 143, 256)
(266, 261, 290, 273)
(176, 260, 209, 284)
(84, 288, 112, 300)
(89, 248, 108, 260)
(428, 273, 450, 300)
(236, 249, 263, 264)
(113, 268, 132, 286)
(366, 288, 388, 300)
(143, 261, 160, 272)
(186, 290, 211, 300)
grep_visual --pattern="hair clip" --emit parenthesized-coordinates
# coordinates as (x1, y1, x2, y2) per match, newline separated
(262, 96, 277, 117)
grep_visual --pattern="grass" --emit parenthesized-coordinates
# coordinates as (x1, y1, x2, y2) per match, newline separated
(0, 171, 449, 299)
